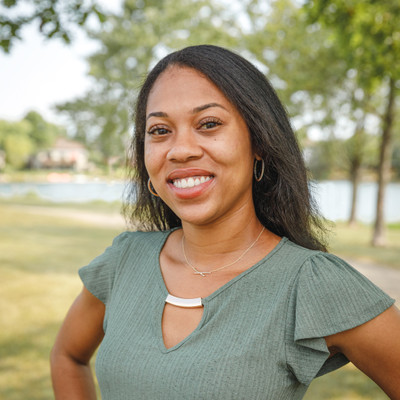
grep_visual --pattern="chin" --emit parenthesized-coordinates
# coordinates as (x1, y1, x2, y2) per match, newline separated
(173, 207, 220, 227)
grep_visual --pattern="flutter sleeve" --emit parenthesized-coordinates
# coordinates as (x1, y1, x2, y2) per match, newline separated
(78, 232, 130, 305)
(285, 252, 395, 386)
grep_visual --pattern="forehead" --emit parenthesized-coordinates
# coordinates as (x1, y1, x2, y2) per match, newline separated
(146, 66, 233, 114)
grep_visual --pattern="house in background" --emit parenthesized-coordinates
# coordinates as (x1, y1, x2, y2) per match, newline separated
(31, 137, 89, 171)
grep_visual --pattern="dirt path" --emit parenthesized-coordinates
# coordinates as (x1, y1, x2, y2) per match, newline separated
(13, 204, 400, 304)
(10, 204, 127, 228)
(344, 258, 400, 304)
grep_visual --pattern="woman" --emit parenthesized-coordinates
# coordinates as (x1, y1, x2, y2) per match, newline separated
(51, 45, 400, 399)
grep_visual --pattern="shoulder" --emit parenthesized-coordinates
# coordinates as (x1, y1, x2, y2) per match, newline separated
(280, 238, 364, 279)
(117, 229, 174, 253)
(284, 239, 394, 336)
(78, 229, 173, 304)
(279, 238, 320, 261)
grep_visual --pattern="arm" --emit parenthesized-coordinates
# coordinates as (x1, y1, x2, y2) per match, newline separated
(325, 305, 400, 399)
(50, 287, 105, 400)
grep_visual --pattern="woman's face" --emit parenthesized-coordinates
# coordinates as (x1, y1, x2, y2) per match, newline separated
(144, 66, 257, 227)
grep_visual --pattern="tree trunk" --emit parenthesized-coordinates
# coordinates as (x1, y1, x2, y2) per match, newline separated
(372, 77, 396, 246)
(348, 158, 361, 227)
(348, 116, 366, 227)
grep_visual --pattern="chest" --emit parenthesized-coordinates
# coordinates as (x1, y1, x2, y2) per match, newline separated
(95, 266, 303, 399)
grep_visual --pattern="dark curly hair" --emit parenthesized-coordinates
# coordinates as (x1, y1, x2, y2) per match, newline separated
(124, 44, 328, 251)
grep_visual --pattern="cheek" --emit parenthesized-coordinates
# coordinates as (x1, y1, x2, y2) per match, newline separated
(144, 143, 158, 174)
(222, 140, 254, 167)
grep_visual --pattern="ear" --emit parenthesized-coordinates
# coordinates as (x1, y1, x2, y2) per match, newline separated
(254, 154, 262, 161)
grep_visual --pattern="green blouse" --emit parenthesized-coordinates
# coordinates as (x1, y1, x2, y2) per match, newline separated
(79, 230, 394, 399)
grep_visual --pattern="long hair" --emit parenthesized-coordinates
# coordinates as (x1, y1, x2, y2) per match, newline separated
(124, 45, 328, 251)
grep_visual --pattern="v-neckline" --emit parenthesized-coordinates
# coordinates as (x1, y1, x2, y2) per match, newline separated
(153, 229, 288, 353)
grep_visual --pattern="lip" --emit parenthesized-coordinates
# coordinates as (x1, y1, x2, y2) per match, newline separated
(166, 168, 215, 200)
(167, 168, 214, 181)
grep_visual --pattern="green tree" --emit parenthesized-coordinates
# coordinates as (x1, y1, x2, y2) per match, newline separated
(0, 119, 33, 168)
(0, 113, 66, 169)
(303, 0, 400, 245)
(242, 0, 383, 225)
(0, 0, 106, 53)
(392, 143, 400, 179)
(23, 110, 61, 150)
(307, 137, 346, 181)
(242, 0, 346, 131)
(391, 113, 400, 179)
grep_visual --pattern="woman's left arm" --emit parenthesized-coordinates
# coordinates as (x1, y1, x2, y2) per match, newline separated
(325, 305, 400, 399)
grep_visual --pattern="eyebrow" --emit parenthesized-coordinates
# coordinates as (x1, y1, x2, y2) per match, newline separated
(192, 102, 228, 113)
(146, 111, 168, 120)
(146, 102, 227, 120)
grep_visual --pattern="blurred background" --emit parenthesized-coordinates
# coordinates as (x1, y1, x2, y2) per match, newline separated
(0, 0, 399, 398)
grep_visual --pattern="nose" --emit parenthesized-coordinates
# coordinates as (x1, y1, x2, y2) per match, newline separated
(166, 130, 203, 162)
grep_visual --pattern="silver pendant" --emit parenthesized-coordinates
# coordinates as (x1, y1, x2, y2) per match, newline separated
(165, 294, 203, 308)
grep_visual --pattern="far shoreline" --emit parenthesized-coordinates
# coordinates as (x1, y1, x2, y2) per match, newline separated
(0, 169, 126, 184)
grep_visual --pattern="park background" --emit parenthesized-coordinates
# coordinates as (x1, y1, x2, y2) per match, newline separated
(0, 0, 399, 399)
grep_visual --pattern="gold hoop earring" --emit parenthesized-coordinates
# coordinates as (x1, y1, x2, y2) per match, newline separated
(254, 159, 265, 182)
(147, 179, 159, 197)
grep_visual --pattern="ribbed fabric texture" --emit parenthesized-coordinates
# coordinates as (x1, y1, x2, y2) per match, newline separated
(79, 231, 394, 400)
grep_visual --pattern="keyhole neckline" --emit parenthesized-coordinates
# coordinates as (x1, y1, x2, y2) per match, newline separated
(153, 229, 287, 352)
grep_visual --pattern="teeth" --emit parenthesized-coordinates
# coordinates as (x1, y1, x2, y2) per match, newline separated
(172, 176, 212, 188)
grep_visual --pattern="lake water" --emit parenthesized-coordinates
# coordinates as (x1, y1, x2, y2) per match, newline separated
(0, 180, 399, 223)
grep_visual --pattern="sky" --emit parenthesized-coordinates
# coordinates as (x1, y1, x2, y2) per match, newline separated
(0, 1, 122, 128)
(0, 25, 99, 125)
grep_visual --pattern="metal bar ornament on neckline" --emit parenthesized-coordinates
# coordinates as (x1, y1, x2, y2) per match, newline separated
(165, 294, 203, 308)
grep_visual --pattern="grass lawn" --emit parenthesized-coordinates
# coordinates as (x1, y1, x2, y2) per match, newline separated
(328, 221, 400, 269)
(0, 200, 395, 399)
(0, 202, 122, 400)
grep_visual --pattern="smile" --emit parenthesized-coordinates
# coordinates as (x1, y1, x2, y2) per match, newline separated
(172, 176, 213, 189)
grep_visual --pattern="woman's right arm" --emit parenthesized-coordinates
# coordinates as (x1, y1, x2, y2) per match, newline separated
(50, 287, 105, 400)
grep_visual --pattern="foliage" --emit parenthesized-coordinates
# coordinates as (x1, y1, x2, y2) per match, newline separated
(301, 0, 400, 176)
(242, 0, 348, 140)
(0, 119, 32, 168)
(0, 0, 106, 53)
(307, 137, 346, 180)
(391, 110, 400, 179)
(392, 142, 400, 179)
(304, 0, 400, 87)
(302, 0, 400, 241)
(343, 131, 381, 173)
(23, 111, 62, 149)
(0, 111, 65, 169)
(241, 0, 385, 184)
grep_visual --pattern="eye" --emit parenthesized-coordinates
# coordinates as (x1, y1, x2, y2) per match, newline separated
(147, 125, 170, 135)
(198, 117, 222, 130)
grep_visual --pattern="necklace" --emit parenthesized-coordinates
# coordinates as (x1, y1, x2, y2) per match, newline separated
(181, 226, 265, 277)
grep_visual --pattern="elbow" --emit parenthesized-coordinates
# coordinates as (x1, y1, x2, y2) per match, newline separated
(50, 343, 64, 375)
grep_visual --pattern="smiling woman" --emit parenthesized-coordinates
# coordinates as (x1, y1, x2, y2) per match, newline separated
(50, 45, 400, 400)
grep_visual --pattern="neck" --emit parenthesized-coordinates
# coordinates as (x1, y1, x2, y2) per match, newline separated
(180, 209, 265, 269)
